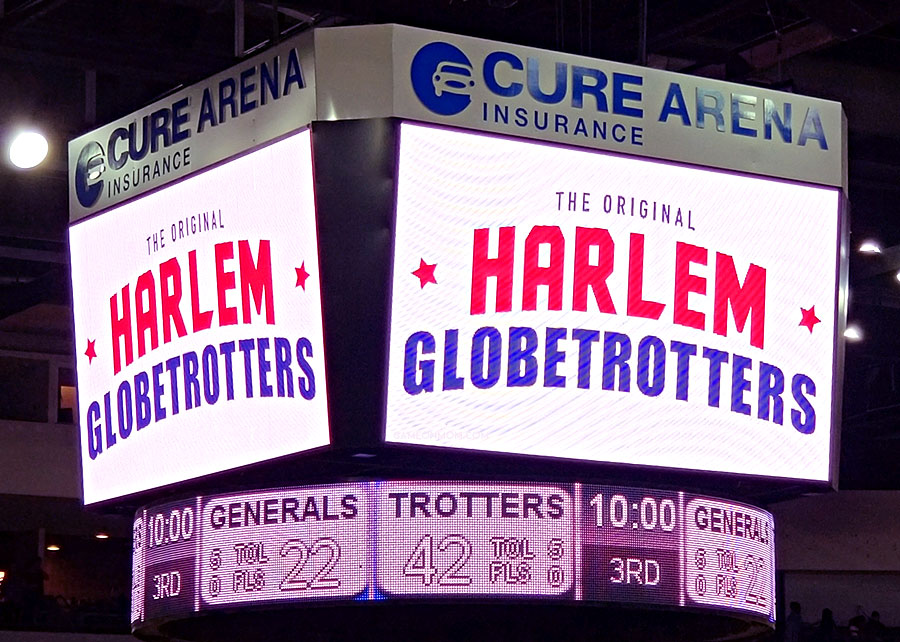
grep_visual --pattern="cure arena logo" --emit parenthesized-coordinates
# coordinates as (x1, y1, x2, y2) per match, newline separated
(410, 42, 476, 116)
(74, 141, 105, 208)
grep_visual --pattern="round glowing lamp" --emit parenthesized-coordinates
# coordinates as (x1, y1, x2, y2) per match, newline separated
(859, 240, 882, 254)
(844, 325, 862, 342)
(8, 130, 49, 169)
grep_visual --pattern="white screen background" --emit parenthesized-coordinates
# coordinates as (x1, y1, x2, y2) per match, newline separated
(385, 123, 840, 482)
(70, 130, 329, 504)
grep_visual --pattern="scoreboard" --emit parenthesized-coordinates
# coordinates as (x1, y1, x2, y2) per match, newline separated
(64, 23, 846, 639)
(131, 480, 774, 631)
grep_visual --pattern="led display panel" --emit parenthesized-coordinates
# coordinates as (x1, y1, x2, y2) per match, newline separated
(376, 481, 574, 597)
(70, 130, 329, 504)
(131, 480, 775, 631)
(385, 122, 841, 482)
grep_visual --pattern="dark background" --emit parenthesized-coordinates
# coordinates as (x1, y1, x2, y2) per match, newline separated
(1, 1, 900, 639)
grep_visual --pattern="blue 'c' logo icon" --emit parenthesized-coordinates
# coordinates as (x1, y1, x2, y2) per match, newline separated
(75, 141, 105, 208)
(411, 42, 475, 116)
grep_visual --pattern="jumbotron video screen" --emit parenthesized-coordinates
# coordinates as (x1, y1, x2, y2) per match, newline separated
(69, 130, 329, 504)
(385, 122, 841, 483)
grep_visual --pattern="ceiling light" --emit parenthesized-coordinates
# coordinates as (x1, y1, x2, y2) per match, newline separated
(859, 240, 882, 254)
(844, 325, 862, 341)
(46, 544, 60, 552)
(8, 130, 49, 169)
(95, 532, 109, 539)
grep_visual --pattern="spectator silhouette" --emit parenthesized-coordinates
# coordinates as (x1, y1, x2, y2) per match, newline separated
(812, 608, 837, 642)
(849, 605, 867, 638)
(785, 601, 804, 642)
(4, 556, 46, 627)
(862, 611, 887, 642)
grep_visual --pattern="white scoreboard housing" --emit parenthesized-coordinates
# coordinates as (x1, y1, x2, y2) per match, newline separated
(68, 25, 847, 504)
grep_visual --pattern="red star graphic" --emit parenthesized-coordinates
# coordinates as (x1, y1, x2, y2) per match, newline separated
(85, 339, 97, 364)
(412, 258, 437, 288)
(799, 306, 821, 333)
(295, 262, 310, 290)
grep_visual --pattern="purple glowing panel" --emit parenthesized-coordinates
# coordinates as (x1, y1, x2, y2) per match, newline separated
(376, 481, 574, 597)
(198, 484, 368, 606)
(131, 481, 775, 631)
(683, 497, 774, 618)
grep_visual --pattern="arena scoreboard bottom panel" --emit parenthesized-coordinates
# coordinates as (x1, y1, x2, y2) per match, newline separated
(131, 481, 775, 631)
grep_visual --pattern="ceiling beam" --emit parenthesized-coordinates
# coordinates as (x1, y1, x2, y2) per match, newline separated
(789, 0, 881, 39)
(688, 1, 900, 78)
(0, 42, 201, 84)
(649, 0, 760, 52)
(0, 0, 68, 31)
(0, 265, 69, 321)
(0, 24, 233, 83)
(0, 245, 66, 264)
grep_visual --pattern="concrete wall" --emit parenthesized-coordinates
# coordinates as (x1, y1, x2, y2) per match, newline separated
(0, 420, 80, 499)
(772, 491, 900, 572)
(0, 349, 80, 499)
(771, 491, 900, 626)
(783, 572, 900, 627)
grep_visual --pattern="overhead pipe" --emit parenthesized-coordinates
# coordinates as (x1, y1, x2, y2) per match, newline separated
(638, 0, 648, 66)
(234, 0, 245, 58)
